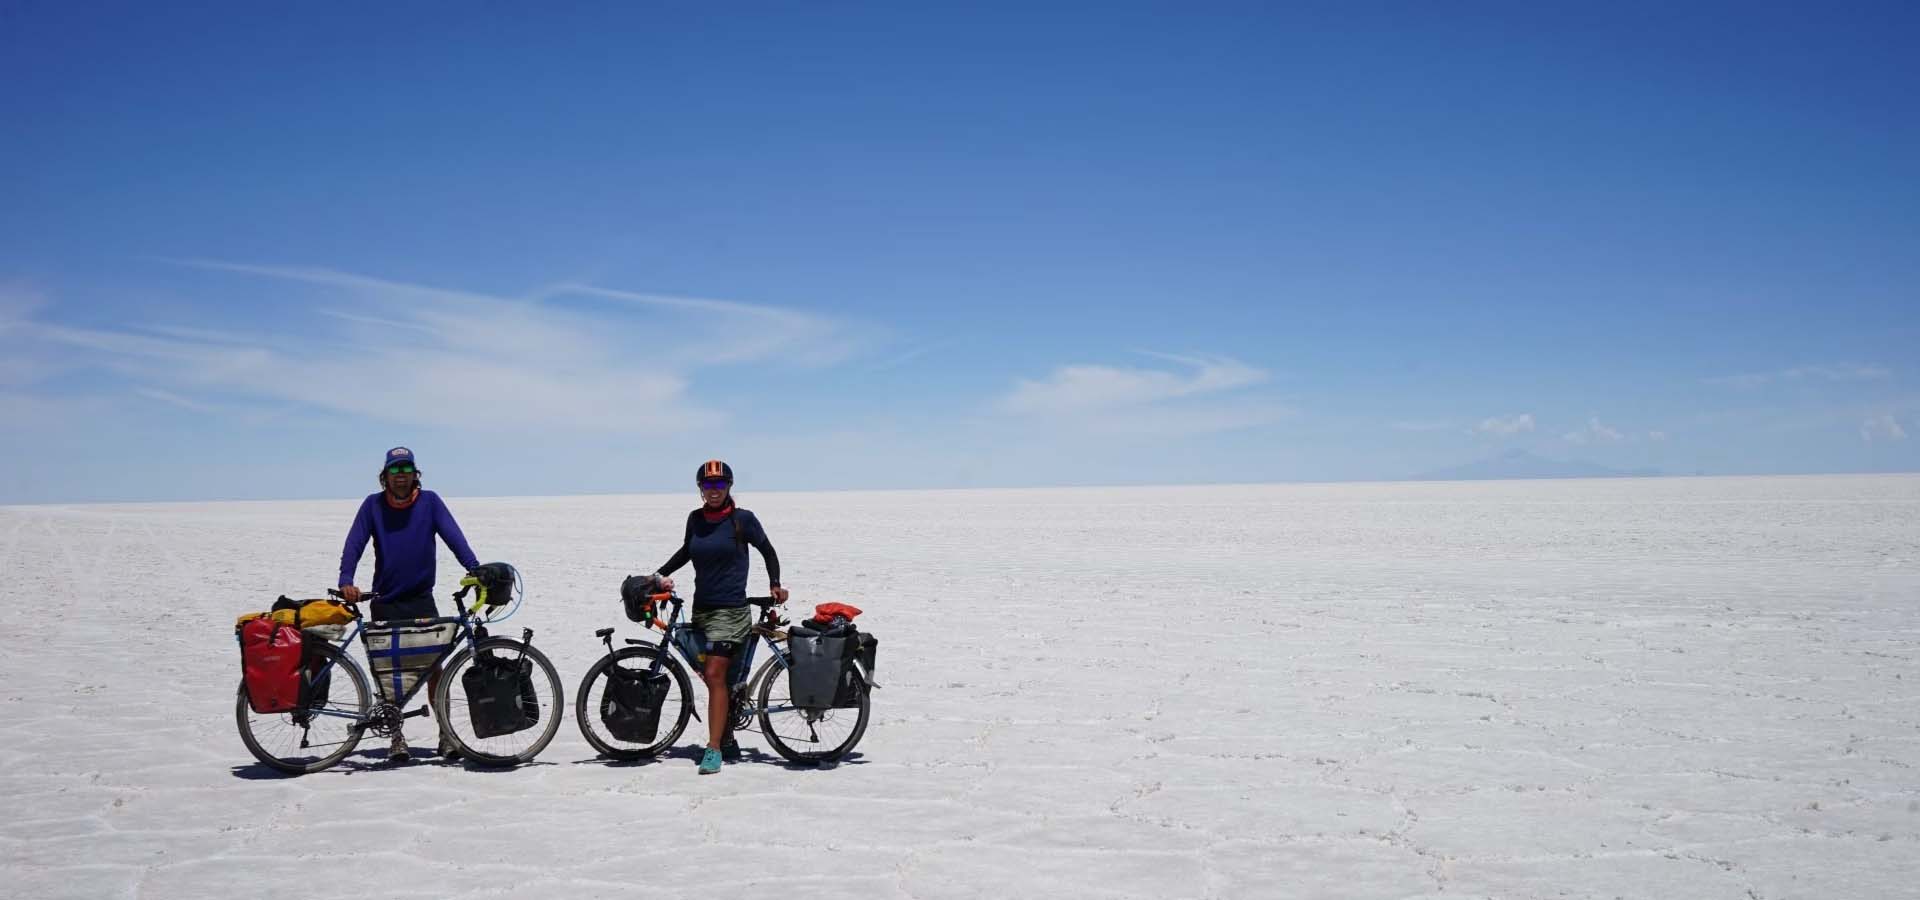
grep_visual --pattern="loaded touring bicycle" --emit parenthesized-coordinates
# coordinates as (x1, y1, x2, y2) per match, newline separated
(575, 577, 878, 765)
(234, 564, 564, 774)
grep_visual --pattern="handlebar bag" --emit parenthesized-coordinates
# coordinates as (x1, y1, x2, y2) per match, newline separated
(470, 563, 516, 607)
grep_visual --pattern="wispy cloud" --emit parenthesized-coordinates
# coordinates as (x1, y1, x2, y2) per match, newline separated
(133, 386, 217, 413)
(553, 283, 862, 367)
(1474, 413, 1534, 436)
(867, 340, 955, 373)
(1001, 354, 1268, 417)
(1861, 414, 1908, 443)
(314, 308, 443, 336)
(15, 261, 866, 432)
(1563, 416, 1623, 445)
(1707, 363, 1891, 389)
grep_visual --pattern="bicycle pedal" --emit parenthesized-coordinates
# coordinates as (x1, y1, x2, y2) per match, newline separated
(404, 706, 432, 719)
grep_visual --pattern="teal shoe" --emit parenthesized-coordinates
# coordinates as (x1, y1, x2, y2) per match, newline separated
(698, 747, 723, 775)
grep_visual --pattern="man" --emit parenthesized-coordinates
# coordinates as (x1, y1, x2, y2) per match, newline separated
(338, 446, 481, 762)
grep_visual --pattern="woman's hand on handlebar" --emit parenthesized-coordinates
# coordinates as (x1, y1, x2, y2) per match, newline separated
(656, 576, 674, 594)
(769, 585, 789, 604)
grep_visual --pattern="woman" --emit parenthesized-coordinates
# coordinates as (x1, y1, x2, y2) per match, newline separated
(653, 459, 789, 774)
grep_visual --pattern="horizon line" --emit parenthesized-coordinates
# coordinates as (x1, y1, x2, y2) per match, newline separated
(7, 469, 1919, 510)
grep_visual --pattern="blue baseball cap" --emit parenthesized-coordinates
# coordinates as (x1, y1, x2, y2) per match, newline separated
(382, 446, 417, 473)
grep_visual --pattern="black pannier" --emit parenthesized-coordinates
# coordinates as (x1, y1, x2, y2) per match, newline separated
(789, 622, 872, 709)
(601, 664, 672, 743)
(833, 632, 878, 708)
(302, 646, 332, 711)
(462, 649, 540, 738)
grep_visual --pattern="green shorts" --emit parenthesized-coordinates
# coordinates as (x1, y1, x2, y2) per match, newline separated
(691, 605, 752, 647)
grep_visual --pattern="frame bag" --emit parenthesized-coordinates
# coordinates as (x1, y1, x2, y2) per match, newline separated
(365, 622, 454, 702)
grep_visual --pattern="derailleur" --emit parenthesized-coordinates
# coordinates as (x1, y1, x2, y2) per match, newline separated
(729, 686, 754, 730)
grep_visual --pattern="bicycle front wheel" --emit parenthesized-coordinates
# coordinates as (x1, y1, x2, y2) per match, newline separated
(432, 636, 565, 767)
(235, 640, 370, 775)
(755, 654, 870, 765)
(575, 645, 694, 761)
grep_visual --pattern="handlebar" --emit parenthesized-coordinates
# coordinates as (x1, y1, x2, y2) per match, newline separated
(646, 591, 781, 607)
(638, 592, 786, 632)
(326, 588, 379, 604)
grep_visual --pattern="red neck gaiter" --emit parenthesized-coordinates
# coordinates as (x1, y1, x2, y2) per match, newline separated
(701, 500, 736, 523)
(385, 488, 420, 510)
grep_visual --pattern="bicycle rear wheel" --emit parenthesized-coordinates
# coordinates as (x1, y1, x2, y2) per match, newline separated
(575, 645, 694, 761)
(755, 654, 870, 765)
(235, 641, 370, 774)
(433, 636, 564, 766)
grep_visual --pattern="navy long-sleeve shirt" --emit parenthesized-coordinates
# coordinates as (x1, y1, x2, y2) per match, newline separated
(339, 490, 479, 599)
(656, 508, 780, 610)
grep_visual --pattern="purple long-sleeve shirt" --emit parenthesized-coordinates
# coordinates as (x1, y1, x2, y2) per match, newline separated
(338, 490, 479, 599)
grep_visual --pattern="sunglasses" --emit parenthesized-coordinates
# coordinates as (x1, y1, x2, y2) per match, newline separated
(386, 464, 417, 475)
(698, 480, 731, 491)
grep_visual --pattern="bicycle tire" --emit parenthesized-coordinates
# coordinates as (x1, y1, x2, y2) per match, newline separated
(755, 653, 870, 765)
(574, 645, 694, 761)
(234, 640, 371, 775)
(432, 636, 565, 767)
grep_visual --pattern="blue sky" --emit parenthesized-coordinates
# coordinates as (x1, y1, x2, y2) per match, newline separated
(3, 2, 1916, 503)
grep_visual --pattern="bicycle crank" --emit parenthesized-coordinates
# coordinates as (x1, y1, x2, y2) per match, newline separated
(361, 703, 406, 738)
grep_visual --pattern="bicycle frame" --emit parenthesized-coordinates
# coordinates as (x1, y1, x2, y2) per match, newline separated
(631, 593, 873, 718)
(301, 591, 499, 725)
(638, 595, 781, 695)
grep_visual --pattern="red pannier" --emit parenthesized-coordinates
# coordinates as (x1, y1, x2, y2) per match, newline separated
(239, 616, 305, 714)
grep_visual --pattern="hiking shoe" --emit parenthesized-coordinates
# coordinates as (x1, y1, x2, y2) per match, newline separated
(698, 747, 723, 775)
(388, 734, 412, 763)
(720, 739, 742, 762)
(437, 734, 461, 760)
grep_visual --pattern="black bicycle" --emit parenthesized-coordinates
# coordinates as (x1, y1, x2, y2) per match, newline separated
(235, 572, 564, 774)
(574, 590, 873, 765)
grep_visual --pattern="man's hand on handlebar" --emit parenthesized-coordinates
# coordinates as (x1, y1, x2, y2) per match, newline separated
(335, 585, 363, 603)
(769, 585, 789, 604)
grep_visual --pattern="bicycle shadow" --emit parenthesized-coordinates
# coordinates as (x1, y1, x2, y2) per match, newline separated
(570, 743, 705, 769)
(228, 756, 390, 780)
(572, 744, 869, 771)
(230, 749, 559, 779)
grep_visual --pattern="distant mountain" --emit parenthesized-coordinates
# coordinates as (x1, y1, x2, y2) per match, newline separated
(1409, 449, 1663, 482)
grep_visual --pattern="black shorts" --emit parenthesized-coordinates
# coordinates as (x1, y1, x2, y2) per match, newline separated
(370, 591, 440, 622)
